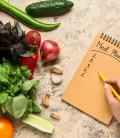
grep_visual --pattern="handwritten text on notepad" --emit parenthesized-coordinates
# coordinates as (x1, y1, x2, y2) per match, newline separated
(81, 54, 96, 77)
(93, 41, 120, 62)
(96, 41, 110, 52)
(80, 40, 120, 78)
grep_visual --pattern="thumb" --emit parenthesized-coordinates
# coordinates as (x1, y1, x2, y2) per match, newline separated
(104, 83, 116, 104)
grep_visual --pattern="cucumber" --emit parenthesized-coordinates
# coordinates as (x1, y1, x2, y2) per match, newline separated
(25, 0, 74, 17)
(22, 114, 54, 134)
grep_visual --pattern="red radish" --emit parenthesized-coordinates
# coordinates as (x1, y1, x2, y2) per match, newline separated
(25, 31, 41, 47)
(40, 40, 60, 62)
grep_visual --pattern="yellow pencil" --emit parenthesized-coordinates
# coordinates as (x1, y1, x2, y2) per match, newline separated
(98, 72, 120, 101)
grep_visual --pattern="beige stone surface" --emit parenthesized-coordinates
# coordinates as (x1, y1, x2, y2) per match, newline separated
(0, 0, 120, 138)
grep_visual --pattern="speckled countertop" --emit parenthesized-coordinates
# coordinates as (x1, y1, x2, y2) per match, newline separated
(0, 0, 120, 138)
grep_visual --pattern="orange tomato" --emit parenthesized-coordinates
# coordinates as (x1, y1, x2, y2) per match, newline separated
(0, 118, 14, 138)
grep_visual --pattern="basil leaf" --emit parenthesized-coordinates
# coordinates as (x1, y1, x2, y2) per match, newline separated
(5, 97, 13, 115)
(33, 80, 40, 88)
(32, 103, 41, 114)
(2, 103, 6, 113)
(0, 66, 7, 77)
(20, 80, 39, 93)
(16, 67, 22, 76)
(5, 84, 14, 94)
(21, 70, 31, 81)
(13, 79, 22, 93)
(12, 95, 27, 118)
(13, 43, 28, 54)
(29, 87, 37, 100)
(0, 75, 10, 88)
(2, 58, 12, 74)
(14, 20, 23, 37)
(27, 99, 33, 113)
(10, 75, 18, 84)
(23, 108, 29, 117)
(0, 93, 8, 104)
(20, 66, 28, 71)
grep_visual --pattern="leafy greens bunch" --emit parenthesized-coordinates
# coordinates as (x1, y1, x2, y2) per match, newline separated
(0, 20, 37, 61)
(0, 58, 41, 118)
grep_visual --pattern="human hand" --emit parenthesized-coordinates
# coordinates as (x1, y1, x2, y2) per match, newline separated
(104, 78, 120, 122)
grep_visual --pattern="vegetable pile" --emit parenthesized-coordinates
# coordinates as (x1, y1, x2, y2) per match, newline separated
(0, 0, 74, 134)
(0, 19, 61, 133)
(0, 58, 41, 118)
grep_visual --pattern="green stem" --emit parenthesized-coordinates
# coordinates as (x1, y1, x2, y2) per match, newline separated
(0, 0, 60, 31)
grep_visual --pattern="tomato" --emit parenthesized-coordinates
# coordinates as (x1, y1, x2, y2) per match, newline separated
(0, 118, 14, 138)
(25, 30, 41, 48)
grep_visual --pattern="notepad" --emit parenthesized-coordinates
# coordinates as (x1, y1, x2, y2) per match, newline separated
(62, 33, 120, 125)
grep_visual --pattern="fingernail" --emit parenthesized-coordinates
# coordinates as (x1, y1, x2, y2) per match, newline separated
(104, 83, 108, 89)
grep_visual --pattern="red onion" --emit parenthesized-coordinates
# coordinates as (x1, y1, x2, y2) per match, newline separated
(40, 40, 60, 62)
(25, 31, 41, 48)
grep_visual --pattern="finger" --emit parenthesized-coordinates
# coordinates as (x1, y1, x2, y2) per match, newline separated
(106, 78, 120, 89)
(116, 80, 120, 89)
(104, 83, 117, 104)
(105, 78, 117, 84)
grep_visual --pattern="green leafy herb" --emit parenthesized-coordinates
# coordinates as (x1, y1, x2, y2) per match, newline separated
(0, 93, 8, 104)
(2, 103, 6, 113)
(32, 103, 41, 113)
(0, 58, 41, 118)
(12, 95, 27, 118)
(20, 66, 28, 71)
(5, 97, 13, 115)
(27, 99, 33, 113)
(13, 79, 22, 93)
(20, 80, 39, 93)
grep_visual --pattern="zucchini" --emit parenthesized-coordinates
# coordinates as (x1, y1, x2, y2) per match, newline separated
(25, 0, 74, 17)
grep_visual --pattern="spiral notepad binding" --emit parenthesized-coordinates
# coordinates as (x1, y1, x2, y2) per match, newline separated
(100, 33, 120, 48)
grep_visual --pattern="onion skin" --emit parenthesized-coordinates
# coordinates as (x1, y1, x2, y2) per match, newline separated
(40, 40, 60, 62)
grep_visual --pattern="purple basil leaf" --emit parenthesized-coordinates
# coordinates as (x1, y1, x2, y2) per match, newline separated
(4, 22, 11, 31)
(10, 47, 15, 56)
(0, 21, 35, 60)
(14, 20, 23, 37)
(13, 43, 28, 54)
(10, 31, 18, 43)
(12, 26, 18, 35)
(10, 47, 18, 60)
